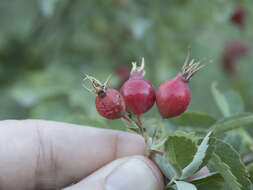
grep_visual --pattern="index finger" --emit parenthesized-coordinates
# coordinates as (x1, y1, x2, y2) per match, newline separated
(0, 120, 146, 190)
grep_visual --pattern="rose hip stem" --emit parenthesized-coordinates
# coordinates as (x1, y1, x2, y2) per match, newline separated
(120, 58, 156, 147)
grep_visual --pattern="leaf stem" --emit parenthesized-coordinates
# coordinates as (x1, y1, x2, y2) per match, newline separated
(137, 114, 149, 144)
(122, 115, 140, 132)
(137, 114, 150, 156)
(151, 137, 167, 150)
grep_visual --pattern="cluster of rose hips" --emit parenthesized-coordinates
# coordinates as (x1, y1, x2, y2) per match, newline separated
(222, 6, 248, 75)
(83, 47, 208, 147)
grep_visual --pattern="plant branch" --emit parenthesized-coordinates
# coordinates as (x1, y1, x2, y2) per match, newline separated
(123, 115, 140, 132)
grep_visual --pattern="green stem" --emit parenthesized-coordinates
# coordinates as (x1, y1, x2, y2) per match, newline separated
(137, 114, 150, 156)
(137, 115, 148, 143)
(166, 176, 177, 188)
(152, 117, 163, 144)
(123, 115, 140, 132)
(151, 137, 167, 150)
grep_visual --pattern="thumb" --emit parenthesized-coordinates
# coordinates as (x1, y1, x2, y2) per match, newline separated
(63, 156, 164, 190)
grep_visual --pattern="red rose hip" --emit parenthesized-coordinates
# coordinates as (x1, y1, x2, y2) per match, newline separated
(156, 75, 190, 118)
(120, 58, 156, 116)
(222, 41, 248, 75)
(156, 47, 209, 118)
(230, 6, 246, 29)
(95, 88, 125, 119)
(83, 75, 125, 119)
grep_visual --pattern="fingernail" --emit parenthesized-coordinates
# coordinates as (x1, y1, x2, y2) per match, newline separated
(105, 158, 161, 190)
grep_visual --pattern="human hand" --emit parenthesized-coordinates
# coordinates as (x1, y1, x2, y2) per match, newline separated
(0, 120, 164, 190)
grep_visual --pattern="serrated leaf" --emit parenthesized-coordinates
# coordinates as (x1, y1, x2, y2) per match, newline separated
(211, 82, 244, 117)
(174, 181, 197, 190)
(210, 153, 241, 190)
(154, 154, 181, 180)
(171, 112, 217, 129)
(210, 140, 251, 190)
(164, 135, 197, 171)
(212, 113, 253, 134)
(190, 172, 224, 190)
(180, 131, 215, 179)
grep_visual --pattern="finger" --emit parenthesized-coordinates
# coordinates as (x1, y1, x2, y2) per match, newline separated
(63, 156, 164, 190)
(0, 120, 146, 190)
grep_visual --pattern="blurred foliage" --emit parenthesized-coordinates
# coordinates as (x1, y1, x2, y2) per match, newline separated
(2, 0, 253, 188)
(1, 0, 253, 129)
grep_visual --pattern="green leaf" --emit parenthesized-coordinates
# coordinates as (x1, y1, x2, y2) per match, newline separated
(212, 113, 253, 134)
(211, 82, 231, 117)
(210, 140, 251, 190)
(210, 153, 241, 190)
(173, 131, 199, 144)
(174, 181, 197, 190)
(246, 162, 253, 181)
(180, 131, 215, 179)
(164, 135, 197, 171)
(224, 129, 253, 155)
(224, 90, 244, 115)
(190, 172, 224, 190)
(154, 154, 181, 180)
(170, 112, 217, 129)
(211, 82, 244, 117)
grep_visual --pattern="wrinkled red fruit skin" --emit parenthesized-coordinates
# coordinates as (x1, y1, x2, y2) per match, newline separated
(231, 6, 245, 28)
(95, 88, 125, 119)
(120, 75, 156, 116)
(156, 75, 190, 118)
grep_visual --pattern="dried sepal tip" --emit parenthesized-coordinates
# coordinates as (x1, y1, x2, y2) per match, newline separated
(82, 75, 112, 95)
(130, 57, 146, 77)
(180, 46, 211, 81)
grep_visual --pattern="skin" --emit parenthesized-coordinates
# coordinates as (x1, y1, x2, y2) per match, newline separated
(0, 120, 164, 190)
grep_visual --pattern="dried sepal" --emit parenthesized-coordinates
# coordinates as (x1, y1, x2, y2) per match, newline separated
(130, 57, 146, 77)
(82, 75, 111, 95)
(180, 46, 211, 81)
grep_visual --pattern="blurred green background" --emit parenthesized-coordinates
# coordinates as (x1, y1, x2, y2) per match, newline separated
(1, 0, 253, 130)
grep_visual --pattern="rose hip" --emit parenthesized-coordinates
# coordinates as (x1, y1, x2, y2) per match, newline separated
(230, 6, 246, 29)
(83, 75, 126, 120)
(223, 41, 248, 75)
(156, 47, 209, 118)
(115, 65, 130, 88)
(120, 58, 156, 117)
